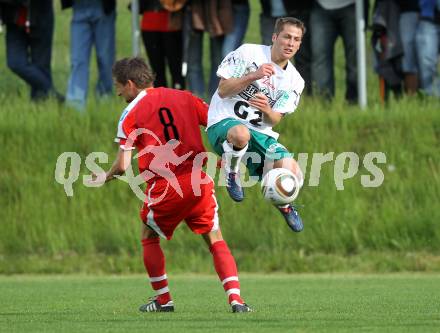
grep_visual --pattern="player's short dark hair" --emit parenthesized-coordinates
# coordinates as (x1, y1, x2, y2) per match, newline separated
(112, 57, 155, 88)
(273, 17, 306, 36)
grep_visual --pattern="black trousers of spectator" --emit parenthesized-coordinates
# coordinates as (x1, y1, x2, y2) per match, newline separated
(142, 30, 185, 90)
(6, 13, 54, 100)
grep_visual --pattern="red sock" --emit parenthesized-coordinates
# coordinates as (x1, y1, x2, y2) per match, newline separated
(210, 240, 244, 305)
(142, 238, 171, 304)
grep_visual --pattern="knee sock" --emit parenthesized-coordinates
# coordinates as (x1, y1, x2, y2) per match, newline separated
(210, 240, 244, 305)
(222, 140, 248, 173)
(141, 238, 171, 304)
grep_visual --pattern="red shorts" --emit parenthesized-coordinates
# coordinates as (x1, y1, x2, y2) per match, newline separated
(140, 172, 219, 240)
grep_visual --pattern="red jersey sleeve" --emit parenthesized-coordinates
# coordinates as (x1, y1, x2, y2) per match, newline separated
(191, 94, 209, 127)
(115, 106, 138, 150)
(114, 90, 148, 150)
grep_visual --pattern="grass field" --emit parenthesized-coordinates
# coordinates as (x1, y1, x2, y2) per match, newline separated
(0, 0, 440, 274)
(1, 93, 439, 273)
(1, 3, 439, 331)
(1, 274, 439, 333)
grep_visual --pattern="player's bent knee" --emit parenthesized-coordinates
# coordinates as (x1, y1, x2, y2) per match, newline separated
(227, 125, 250, 148)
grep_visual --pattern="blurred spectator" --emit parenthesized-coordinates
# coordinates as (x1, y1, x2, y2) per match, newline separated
(222, 0, 250, 57)
(415, 0, 440, 96)
(0, 0, 62, 101)
(62, 0, 116, 110)
(186, 0, 232, 98)
(140, 0, 185, 89)
(259, 0, 287, 45)
(259, 1, 312, 94)
(283, 1, 313, 95)
(310, 0, 358, 103)
(371, 0, 404, 100)
(397, 0, 420, 95)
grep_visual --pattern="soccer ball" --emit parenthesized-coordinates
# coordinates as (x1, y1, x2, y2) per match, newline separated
(261, 168, 300, 205)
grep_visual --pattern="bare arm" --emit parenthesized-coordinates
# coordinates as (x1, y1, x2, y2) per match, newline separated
(248, 93, 283, 126)
(218, 63, 276, 98)
(90, 148, 133, 184)
(104, 148, 133, 182)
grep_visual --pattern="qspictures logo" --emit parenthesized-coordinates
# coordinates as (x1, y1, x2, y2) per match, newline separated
(54, 128, 388, 203)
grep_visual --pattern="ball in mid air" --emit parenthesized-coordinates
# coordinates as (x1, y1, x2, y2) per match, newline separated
(261, 168, 300, 205)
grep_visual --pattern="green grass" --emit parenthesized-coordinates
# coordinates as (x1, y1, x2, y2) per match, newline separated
(0, 96, 439, 273)
(0, 1, 440, 273)
(0, 274, 439, 332)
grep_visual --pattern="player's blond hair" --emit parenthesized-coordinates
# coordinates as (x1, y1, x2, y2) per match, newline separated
(112, 57, 155, 88)
(273, 17, 306, 36)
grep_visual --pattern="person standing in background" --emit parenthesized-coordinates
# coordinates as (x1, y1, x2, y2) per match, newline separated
(259, 1, 312, 95)
(416, 0, 440, 96)
(259, 0, 287, 46)
(222, 0, 250, 57)
(283, 1, 313, 95)
(140, 0, 185, 89)
(310, 0, 358, 103)
(62, 0, 116, 111)
(186, 0, 233, 99)
(397, 0, 420, 95)
(1, 0, 63, 101)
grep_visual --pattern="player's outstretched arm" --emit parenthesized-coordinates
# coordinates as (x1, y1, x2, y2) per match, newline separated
(106, 148, 132, 181)
(218, 63, 275, 98)
(88, 148, 132, 185)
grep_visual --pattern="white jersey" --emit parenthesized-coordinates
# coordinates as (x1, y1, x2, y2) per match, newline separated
(207, 44, 304, 139)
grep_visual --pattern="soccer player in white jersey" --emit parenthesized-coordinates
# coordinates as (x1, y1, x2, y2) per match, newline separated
(207, 17, 306, 232)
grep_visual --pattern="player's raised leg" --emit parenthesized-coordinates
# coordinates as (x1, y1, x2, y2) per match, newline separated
(139, 225, 174, 312)
(202, 229, 252, 313)
(222, 124, 250, 202)
(273, 157, 304, 232)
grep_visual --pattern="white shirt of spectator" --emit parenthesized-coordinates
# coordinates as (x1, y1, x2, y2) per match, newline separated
(208, 44, 304, 140)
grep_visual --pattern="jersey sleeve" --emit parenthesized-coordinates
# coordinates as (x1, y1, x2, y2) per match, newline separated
(115, 107, 137, 150)
(191, 94, 209, 126)
(216, 44, 250, 80)
(273, 76, 305, 115)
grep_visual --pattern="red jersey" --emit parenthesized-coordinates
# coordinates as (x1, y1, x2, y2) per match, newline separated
(141, 11, 178, 32)
(115, 88, 209, 184)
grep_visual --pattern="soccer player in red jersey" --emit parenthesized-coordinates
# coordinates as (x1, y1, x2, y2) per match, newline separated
(89, 57, 251, 313)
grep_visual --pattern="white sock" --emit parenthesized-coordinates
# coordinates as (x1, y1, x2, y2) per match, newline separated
(277, 204, 290, 209)
(222, 141, 248, 173)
